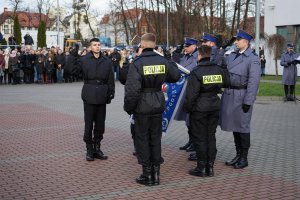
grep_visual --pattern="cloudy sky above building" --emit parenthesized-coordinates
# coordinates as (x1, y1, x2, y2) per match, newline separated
(0, 0, 110, 16)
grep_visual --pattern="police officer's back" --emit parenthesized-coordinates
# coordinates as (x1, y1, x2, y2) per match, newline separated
(124, 33, 180, 186)
(183, 45, 229, 177)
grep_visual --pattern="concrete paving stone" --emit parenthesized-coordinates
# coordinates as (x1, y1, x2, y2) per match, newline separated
(0, 82, 300, 199)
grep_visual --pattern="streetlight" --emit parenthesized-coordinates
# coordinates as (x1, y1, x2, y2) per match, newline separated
(166, 3, 169, 50)
(255, 0, 260, 54)
(57, 0, 60, 48)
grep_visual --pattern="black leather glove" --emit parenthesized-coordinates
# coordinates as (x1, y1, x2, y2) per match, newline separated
(242, 104, 251, 113)
(106, 94, 114, 104)
(287, 61, 292, 66)
(221, 37, 235, 49)
(175, 44, 184, 53)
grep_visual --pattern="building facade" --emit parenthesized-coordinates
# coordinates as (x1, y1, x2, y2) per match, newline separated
(264, 0, 300, 76)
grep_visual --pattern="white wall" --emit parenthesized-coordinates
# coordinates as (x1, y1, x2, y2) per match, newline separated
(264, 0, 300, 76)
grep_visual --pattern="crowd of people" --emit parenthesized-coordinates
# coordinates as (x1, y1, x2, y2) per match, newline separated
(0, 43, 175, 85)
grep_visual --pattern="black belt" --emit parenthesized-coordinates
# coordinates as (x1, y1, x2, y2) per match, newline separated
(199, 92, 218, 97)
(228, 85, 247, 90)
(142, 88, 161, 92)
(84, 80, 105, 85)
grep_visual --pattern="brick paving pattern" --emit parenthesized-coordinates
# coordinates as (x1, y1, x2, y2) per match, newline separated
(0, 82, 299, 200)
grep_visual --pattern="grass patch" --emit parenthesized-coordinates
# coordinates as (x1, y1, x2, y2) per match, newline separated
(261, 75, 300, 81)
(258, 82, 300, 96)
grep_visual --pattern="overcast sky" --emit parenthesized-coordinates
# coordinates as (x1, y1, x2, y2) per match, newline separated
(0, 0, 111, 15)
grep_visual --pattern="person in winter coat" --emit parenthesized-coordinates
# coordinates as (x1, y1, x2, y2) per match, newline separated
(124, 33, 180, 186)
(280, 43, 299, 101)
(24, 33, 34, 46)
(45, 57, 55, 83)
(73, 38, 115, 162)
(219, 30, 261, 169)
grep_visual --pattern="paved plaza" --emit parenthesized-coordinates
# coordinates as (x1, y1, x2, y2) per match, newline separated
(0, 82, 300, 200)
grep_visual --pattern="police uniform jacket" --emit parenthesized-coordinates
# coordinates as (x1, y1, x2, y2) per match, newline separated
(173, 49, 199, 122)
(124, 48, 180, 115)
(219, 47, 261, 133)
(280, 51, 299, 85)
(183, 58, 229, 113)
(77, 52, 115, 105)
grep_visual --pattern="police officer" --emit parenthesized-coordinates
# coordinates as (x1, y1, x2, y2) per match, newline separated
(124, 33, 180, 186)
(173, 38, 199, 152)
(200, 32, 221, 64)
(75, 38, 115, 161)
(219, 30, 261, 169)
(183, 45, 229, 177)
(280, 43, 299, 101)
(188, 33, 223, 161)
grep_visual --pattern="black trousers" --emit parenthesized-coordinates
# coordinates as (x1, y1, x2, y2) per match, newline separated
(134, 114, 164, 166)
(190, 111, 219, 162)
(83, 103, 106, 144)
(284, 85, 295, 96)
(233, 132, 250, 150)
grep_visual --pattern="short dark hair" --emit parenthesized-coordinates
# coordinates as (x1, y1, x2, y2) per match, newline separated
(90, 38, 100, 44)
(198, 45, 211, 58)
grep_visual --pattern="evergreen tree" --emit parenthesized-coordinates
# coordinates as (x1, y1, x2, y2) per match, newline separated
(37, 21, 47, 48)
(1, 38, 7, 46)
(13, 15, 22, 45)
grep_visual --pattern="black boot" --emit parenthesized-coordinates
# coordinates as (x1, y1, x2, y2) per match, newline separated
(206, 161, 214, 177)
(136, 165, 153, 186)
(234, 149, 248, 169)
(186, 143, 195, 152)
(179, 140, 192, 150)
(86, 143, 94, 161)
(152, 165, 160, 185)
(189, 161, 206, 177)
(188, 152, 197, 161)
(0, 76, 3, 84)
(93, 143, 108, 160)
(225, 148, 240, 166)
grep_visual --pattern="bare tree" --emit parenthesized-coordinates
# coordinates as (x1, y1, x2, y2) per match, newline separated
(82, 0, 96, 37)
(242, 0, 251, 30)
(8, 0, 23, 17)
(266, 34, 285, 76)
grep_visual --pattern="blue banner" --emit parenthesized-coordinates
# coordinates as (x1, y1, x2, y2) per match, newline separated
(162, 72, 188, 134)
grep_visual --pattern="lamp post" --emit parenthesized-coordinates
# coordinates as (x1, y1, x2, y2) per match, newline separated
(57, 0, 60, 48)
(255, 0, 260, 54)
(166, 3, 169, 50)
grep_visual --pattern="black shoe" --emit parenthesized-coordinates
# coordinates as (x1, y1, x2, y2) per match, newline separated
(179, 140, 192, 150)
(152, 165, 160, 185)
(233, 158, 248, 169)
(225, 155, 240, 166)
(189, 161, 206, 177)
(188, 153, 197, 161)
(136, 165, 153, 186)
(86, 143, 94, 161)
(283, 96, 288, 102)
(93, 143, 108, 160)
(288, 96, 295, 101)
(225, 149, 240, 166)
(206, 162, 214, 177)
(186, 144, 195, 152)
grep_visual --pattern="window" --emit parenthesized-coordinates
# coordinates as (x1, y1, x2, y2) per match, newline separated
(28, 27, 32, 30)
(277, 26, 287, 38)
(4, 25, 9, 34)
